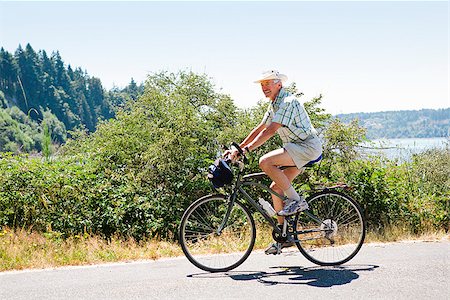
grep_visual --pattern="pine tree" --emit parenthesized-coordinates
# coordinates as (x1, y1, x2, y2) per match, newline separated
(52, 51, 71, 93)
(0, 47, 18, 100)
(125, 78, 139, 100)
(67, 65, 75, 81)
(14, 44, 43, 120)
(39, 50, 57, 109)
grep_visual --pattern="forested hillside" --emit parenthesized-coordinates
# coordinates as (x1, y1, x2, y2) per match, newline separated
(336, 108, 449, 139)
(0, 44, 143, 152)
(1, 43, 447, 153)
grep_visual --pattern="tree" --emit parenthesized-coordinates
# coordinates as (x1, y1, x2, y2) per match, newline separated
(14, 45, 31, 113)
(124, 78, 140, 100)
(62, 71, 244, 238)
(0, 45, 121, 137)
(52, 51, 71, 93)
(86, 76, 113, 125)
(0, 47, 18, 100)
(0, 91, 6, 109)
(39, 50, 57, 110)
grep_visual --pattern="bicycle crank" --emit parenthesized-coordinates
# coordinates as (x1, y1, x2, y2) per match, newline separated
(272, 216, 296, 243)
(272, 229, 288, 243)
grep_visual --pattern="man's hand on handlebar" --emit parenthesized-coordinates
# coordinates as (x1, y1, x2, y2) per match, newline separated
(223, 148, 240, 161)
(223, 142, 246, 162)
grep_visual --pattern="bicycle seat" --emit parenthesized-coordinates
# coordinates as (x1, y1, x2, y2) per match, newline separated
(303, 154, 322, 168)
(278, 154, 323, 170)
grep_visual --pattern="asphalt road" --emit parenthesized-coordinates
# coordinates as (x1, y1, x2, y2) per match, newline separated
(1, 240, 449, 300)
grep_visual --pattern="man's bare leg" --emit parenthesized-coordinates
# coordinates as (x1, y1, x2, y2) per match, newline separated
(259, 148, 302, 223)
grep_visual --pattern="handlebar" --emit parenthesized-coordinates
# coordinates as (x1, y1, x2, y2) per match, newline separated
(230, 142, 248, 164)
(231, 142, 244, 156)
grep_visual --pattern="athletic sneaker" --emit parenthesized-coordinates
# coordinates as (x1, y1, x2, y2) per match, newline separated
(264, 241, 294, 255)
(278, 197, 309, 216)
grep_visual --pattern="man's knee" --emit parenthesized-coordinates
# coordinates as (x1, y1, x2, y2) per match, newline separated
(259, 155, 272, 170)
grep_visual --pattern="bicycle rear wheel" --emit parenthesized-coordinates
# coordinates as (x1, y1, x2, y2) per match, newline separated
(179, 195, 256, 272)
(294, 190, 365, 266)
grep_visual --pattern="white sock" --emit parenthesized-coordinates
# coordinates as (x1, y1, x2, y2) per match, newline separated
(284, 186, 300, 201)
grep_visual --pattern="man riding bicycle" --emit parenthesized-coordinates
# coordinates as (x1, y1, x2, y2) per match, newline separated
(226, 70, 323, 255)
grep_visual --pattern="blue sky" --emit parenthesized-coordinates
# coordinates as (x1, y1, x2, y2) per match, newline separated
(0, 1, 448, 114)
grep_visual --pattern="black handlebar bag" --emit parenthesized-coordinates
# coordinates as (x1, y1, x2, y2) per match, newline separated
(207, 159, 233, 188)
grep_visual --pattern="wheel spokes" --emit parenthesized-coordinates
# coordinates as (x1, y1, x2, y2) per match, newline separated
(295, 192, 365, 265)
(180, 197, 256, 272)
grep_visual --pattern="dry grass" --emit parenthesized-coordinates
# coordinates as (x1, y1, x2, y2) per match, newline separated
(365, 225, 449, 243)
(0, 228, 182, 272)
(0, 226, 448, 272)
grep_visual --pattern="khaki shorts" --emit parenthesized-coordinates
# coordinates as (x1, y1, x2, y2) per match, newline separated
(284, 135, 323, 170)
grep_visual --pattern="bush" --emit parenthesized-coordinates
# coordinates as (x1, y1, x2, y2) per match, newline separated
(60, 71, 244, 239)
(310, 148, 449, 233)
(0, 70, 447, 241)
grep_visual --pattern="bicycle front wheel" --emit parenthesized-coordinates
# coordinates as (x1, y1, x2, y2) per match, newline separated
(294, 190, 366, 266)
(179, 195, 256, 272)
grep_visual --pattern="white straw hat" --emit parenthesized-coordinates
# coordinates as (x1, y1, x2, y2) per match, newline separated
(254, 70, 288, 83)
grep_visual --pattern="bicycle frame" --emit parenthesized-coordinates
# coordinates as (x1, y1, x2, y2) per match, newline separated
(218, 162, 324, 237)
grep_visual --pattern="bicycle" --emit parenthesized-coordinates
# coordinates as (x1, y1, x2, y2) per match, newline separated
(179, 143, 366, 273)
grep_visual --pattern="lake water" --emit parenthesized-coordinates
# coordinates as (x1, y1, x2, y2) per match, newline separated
(360, 137, 449, 160)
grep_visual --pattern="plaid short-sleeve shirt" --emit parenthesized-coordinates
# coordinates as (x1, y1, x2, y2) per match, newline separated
(262, 88, 318, 144)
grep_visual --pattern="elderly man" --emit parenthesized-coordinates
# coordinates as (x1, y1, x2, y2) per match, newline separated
(229, 70, 323, 254)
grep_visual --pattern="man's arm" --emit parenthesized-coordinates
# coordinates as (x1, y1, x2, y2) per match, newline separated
(245, 122, 282, 152)
(239, 122, 267, 149)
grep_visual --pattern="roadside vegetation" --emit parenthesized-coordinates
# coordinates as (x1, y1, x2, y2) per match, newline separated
(1, 226, 447, 272)
(0, 71, 448, 271)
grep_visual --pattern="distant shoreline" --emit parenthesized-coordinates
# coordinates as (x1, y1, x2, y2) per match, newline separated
(336, 108, 450, 140)
(332, 107, 450, 116)
(360, 137, 448, 160)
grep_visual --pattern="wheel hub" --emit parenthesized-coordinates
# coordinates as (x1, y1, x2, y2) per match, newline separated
(321, 219, 338, 240)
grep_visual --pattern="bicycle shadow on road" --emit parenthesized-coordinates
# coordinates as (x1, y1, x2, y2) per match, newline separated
(188, 264, 379, 287)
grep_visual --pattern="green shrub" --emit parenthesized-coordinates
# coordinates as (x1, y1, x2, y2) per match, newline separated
(311, 148, 449, 233)
(0, 70, 447, 241)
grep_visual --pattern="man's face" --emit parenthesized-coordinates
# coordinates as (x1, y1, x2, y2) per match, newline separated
(260, 80, 282, 100)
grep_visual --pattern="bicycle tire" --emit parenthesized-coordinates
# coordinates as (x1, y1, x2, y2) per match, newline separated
(294, 190, 366, 266)
(179, 195, 256, 272)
